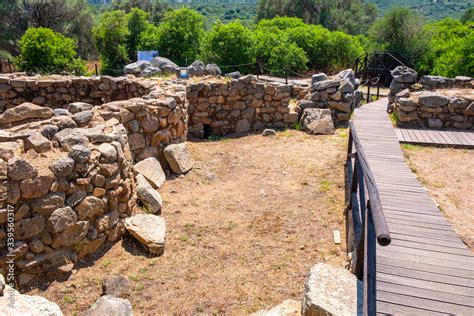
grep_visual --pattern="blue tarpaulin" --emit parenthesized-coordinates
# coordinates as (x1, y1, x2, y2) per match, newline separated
(138, 51, 159, 62)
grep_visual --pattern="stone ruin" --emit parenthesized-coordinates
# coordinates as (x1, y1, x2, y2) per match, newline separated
(388, 66, 473, 129)
(0, 70, 362, 290)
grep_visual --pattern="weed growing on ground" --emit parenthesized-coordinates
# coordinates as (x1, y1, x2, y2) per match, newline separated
(101, 259, 111, 268)
(319, 179, 332, 191)
(63, 295, 76, 304)
(292, 122, 302, 131)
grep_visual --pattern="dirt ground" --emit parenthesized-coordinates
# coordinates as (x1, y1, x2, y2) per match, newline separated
(402, 145, 474, 248)
(27, 129, 348, 315)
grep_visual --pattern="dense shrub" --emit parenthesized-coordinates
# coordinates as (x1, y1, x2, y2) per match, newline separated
(268, 42, 308, 77)
(417, 18, 473, 77)
(202, 20, 255, 73)
(16, 27, 85, 74)
(156, 8, 204, 66)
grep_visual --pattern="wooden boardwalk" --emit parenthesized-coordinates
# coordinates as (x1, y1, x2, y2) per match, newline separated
(396, 128, 474, 148)
(352, 99, 474, 315)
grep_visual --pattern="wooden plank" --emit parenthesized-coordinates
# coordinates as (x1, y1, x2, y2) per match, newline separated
(377, 291, 473, 315)
(377, 301, 444, 315)
(377, 273, 473, 296)
(377, 256, 474, 279)
(377, 263, 474, 287)
(377, 281, 474, 307)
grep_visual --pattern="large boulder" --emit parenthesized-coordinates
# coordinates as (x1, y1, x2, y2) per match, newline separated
(0, 102, 53, 124)
(300, 108, 335, 135)
(151, 57, 179, 74)
(0, 278, 63, 315)
(84, 295, 132, 316)
(133, 157, 166, 188)
(302, 263, 362, 316)
(391, 66, 417, 83)
(163, 143, 193, 174)
(124, 60, 151, 75)
(418, 92, 450, 107)
(124, 214, 166, 255)
(226, 71, 242, 79)
(187, 60, 206, 77)
(336, 69, 356, 88)
(312, 80, 340, 92)
(311, 73, 329, 85)
(205, 63, 222, 76)
(135, 174, 163, 214)
(102, 275, 131, 299)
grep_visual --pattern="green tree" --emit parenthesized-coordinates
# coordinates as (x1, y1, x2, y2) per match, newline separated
(157, 8, 204, 66)
(126, 8, 149, 60)
(93, 10, 130, 75)
(417, 18, 473, 77)
(138, 23, 160, 51)
(268, 42, 308, 77)
(201, 20, 255, 73)
(16, 27, 85, 74)
(460, 8, 474, 24)
(370, 7, 430, 66)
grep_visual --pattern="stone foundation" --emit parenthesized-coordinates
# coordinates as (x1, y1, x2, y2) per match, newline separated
(387, 67, 474, 129)
(0, 75, 188, 286)
(187, 75, 301, 137)
(394, 89, 473, 129)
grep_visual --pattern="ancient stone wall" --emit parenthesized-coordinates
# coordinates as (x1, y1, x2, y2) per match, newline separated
(186, 75, 301, 137)
(387, 67, 474, 129)
(394, 90, 473, 129)
(0, 75, 188, 285)
(0, 74, 150, 111)
(0, 119, 135, 286)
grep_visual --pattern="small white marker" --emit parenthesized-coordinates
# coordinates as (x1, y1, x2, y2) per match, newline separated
(333, 230, 341, 244)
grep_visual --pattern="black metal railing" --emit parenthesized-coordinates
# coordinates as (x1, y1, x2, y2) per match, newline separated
(344, 121, 391, 315)
(353, 51, 408, 87)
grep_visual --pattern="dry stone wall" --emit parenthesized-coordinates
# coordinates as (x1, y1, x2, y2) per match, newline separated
(0, 75, 188, 286)
(0, 74, 149, 111)
(387, 67, 474, 129)
(187, 75, 301, 137)
(394, 90, 473, 129)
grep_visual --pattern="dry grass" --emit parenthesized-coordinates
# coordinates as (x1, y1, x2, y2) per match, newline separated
(402, 145, 474, 248)
(27, 130, 349, 315)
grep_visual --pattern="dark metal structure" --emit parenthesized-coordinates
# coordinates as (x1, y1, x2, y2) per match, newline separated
(353, 52, 408, 87)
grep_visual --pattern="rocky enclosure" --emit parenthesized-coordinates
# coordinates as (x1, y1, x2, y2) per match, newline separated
(388, 66, 473, 129)
(0, 71, 361, 293)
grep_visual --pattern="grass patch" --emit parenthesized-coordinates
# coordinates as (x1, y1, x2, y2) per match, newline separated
(389, 111, 399, 126)
(101, 259, 111, 268)
(63, 295, 76, 304)
(319, 179, 332, 192)
(292, 121, 302, 131)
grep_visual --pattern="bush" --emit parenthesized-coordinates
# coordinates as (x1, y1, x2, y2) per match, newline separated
(93, 10, 130, 75)
(138, 24, 160, 51)
(417, 18, 473, 77)
(286, 25, 333, 70)
(201, 20, 255, 73)
(268, 42, 308, 77)
(328, 31, 365, 71)
(16, 27, 85, 74)
(157, 8, 204, 66)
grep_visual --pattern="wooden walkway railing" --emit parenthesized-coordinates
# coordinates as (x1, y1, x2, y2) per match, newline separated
(347, 98, 474, 315)
(345, 121, 392, 314)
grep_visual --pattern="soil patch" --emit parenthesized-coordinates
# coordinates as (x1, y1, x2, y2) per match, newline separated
(27, 130, 348, 314)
